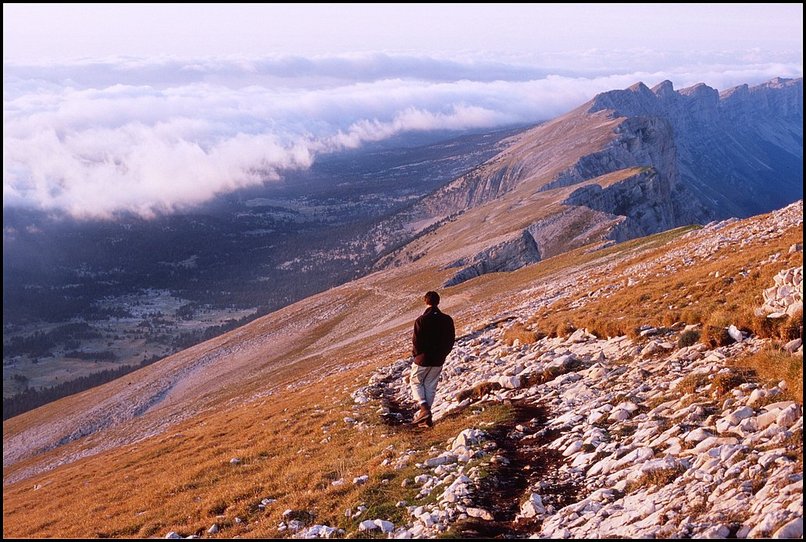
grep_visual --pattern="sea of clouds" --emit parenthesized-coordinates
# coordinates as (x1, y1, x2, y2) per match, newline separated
(3, 51, 801, 218)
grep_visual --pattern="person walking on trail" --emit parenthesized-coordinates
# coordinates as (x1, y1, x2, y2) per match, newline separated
(410, 291, 455, 427)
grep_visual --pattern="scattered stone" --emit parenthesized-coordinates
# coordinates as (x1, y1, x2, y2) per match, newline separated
(294, 524, 344, 538)
(783, 338, 802, 353)
(727, 325, 744, 343)
(451, 429, 485, 450)
(466, 507, 494, 520)
(519, 493, 546, 518)
(374, 519, 395, 533)
(350, 207, 805, 540)
(773, 517, 803, 538)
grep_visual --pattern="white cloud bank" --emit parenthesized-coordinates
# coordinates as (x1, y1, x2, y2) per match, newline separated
(3, 52, 802, 218)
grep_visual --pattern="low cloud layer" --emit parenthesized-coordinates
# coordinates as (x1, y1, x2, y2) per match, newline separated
(3, 52, 802, 219)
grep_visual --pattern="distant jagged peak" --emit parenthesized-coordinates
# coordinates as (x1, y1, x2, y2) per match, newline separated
(718, 77, 803, 118)
(650, 80, 675, 97)
(719, 82, 750, 100)
(763, 76, 802, 89)
(677, 81, 718, 99)
(626, 81, 652, 94)
(587, 81, 659, 117)
(721, 77, 802, 99)
(588, 76, 801, 119)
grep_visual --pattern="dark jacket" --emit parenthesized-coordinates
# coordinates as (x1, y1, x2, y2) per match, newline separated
(412, 306, 455, 366)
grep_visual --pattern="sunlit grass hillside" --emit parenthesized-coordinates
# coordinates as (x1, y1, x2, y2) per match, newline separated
(3, 203, 802, 538)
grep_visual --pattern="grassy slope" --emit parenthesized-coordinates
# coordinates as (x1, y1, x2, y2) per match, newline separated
(3, 204, 801, 538)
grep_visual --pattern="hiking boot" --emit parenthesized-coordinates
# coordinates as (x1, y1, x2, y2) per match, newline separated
(411, 405, 431, 425)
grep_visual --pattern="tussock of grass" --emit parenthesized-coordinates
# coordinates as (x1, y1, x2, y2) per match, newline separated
(501, 322, 542, 346)
(552, 321, 577, 338)
(779, 309, 803, 341)
(731, 347, 803, 404)
(702, 310, 734, 348)
(454, 381, 503, 402)
(675, 373, 710, 395)
(624, 466, 687, 493)
(711, 369, 752, 397)
(677, 329, 700, 348)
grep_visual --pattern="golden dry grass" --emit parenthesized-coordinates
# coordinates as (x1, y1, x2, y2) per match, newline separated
(527, 224, 802, 344)
(731, 347, 803, 404)
(501, 322, 542, 346)
(3, 205, 802, 538)
(2, 362, 515, 539)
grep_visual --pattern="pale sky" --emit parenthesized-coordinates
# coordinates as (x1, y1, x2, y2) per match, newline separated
(3, 3, 803, 63)
(3, 3, 803, 219)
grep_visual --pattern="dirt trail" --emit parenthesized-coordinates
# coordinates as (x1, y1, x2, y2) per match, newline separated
(374, 375, 585, 538)
(452, 399, 585, 538)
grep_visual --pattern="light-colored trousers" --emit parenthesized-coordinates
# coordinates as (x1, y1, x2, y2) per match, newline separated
(410, 364, 443, 408)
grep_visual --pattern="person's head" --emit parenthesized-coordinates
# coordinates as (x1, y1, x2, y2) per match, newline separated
(424, 291, 440, 307)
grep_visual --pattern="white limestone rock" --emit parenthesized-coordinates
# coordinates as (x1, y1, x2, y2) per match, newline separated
(519, 493, 546, 518)
(773, 517, 803, 539)
(466, 507, 493, 520)
(295, 525, 344, 539)
(727, 325, 744, 343)
(684, 428, 714, 443)
(775, 404, 801, 428)
(374, 519, 395, 533)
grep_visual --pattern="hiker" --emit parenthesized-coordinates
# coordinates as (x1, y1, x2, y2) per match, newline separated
(410, 291, 455, 426)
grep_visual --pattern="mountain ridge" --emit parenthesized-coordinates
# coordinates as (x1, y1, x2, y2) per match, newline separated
(369, 77, 802, 285)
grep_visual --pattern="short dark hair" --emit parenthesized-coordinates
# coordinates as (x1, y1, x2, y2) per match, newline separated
(424, 291, 440, 306)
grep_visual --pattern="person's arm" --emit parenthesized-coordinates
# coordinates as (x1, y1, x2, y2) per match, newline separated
(442, 316, 455, 356)
(412, 317, 423, 357)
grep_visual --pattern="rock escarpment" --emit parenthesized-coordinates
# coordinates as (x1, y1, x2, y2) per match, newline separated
(443, 230, 541, 287)
(589, 78, 803, 219)
(375, 78, 802, 286)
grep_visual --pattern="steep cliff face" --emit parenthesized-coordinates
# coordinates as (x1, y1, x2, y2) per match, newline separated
(443, 229, 541, 287)
(562, 167, 687, 242)
(424, 160, 529, 215)
(589, 77, 803, 218)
